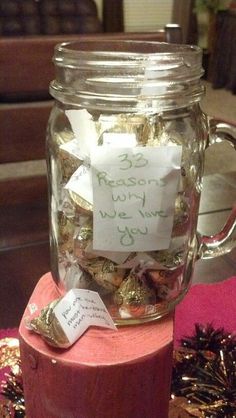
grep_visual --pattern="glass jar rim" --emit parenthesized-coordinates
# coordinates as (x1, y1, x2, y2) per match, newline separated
(54, 40, 202, 67)
(51, 40, 204, 111)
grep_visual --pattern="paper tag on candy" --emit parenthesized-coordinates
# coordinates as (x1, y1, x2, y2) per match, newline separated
(65, 109, 98, 160)
(91, 146, 182, 252)
(65, 164, 93, 204)
(53, 289, 117, 344)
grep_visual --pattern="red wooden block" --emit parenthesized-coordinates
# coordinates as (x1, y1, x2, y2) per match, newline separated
(19, 273, 174, 418)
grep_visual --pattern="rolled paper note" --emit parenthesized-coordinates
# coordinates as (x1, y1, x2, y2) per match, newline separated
(29, 299, 71, 348)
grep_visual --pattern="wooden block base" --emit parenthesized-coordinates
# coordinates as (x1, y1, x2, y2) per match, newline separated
(19, 273, 174, 418)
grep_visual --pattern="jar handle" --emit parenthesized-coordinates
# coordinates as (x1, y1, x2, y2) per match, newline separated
(197, 119, 236, 259)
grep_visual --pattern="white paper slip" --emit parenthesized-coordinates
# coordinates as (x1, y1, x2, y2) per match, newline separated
(118, 252, 168, 270)
(85, 241, 130, 265)
(60, 139, 84, 160)
(103, 133, 137, 147)
(65, 164, 93, 205)
(66, 109, 98, 160)
(91, 146, 182, 252)
(53, 289, 117, 344)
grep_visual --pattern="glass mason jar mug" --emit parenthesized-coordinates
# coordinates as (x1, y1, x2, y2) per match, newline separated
(47, 41, 236, 324)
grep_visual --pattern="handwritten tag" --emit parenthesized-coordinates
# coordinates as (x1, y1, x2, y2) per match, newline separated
(91, 146, 182, 252)
(66, 109, 98, 160)
(65, 164, 93, 205)
(53, 289, 117, 344)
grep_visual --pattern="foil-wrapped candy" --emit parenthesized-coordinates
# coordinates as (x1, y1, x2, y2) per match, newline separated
(114, 267, 156, 318)
(69, 190, 93, 214)
(58, 148, 81, 182)
(58, 212, 76, 253)
(85, 258, 126, 292)
(55, 130, 82, 182)
(172, 194, 189, 236)
(98, 113, 159, 147)
(74, 221, 94, 259)
(29, 299, 70, 348)
(148, 247, 184, 270)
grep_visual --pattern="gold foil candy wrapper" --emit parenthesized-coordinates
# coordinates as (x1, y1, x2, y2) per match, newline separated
(172, 194, 189, 236)
(74, 221, 94, 259)
(69, 190, 93, 214)
(98, 113, 160, 147)
(58, 212, 75, 253)
(58, 148, 81, 183)
(114, 272, 156, 318)
(54, 130, 74, 147)
(148, 247, 184, 270)
(29, 299, 70, 348)
(86, 258, 125, 292)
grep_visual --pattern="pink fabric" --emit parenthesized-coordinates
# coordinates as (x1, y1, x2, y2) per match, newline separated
(174, 276, 236, 346)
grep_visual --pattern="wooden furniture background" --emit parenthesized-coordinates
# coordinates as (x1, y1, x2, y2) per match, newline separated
(0, 0, 102, 36)
(0, 1, 181, 328)
(210, 10, 236, 93)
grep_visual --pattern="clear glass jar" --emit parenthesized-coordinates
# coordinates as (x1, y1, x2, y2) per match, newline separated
(47, 40, 236, 324)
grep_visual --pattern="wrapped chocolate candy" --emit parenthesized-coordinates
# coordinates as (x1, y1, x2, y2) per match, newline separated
(98, 113, 159, 147)
(148, 246, 184, 270)
(85, 258, 126, 292)
(58, 146, 81, 183)
(58, 212, 76, 253)
(114, 266, 156, 318)
(172, 194, 190, 237)
(29, 299, 70, 348)
(69, 190, 93, 214)
(74, 220, 93, 259)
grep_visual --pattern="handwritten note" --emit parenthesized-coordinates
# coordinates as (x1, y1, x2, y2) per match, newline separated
(53, 289, 117, 344)
(91, 146, 182, 252)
